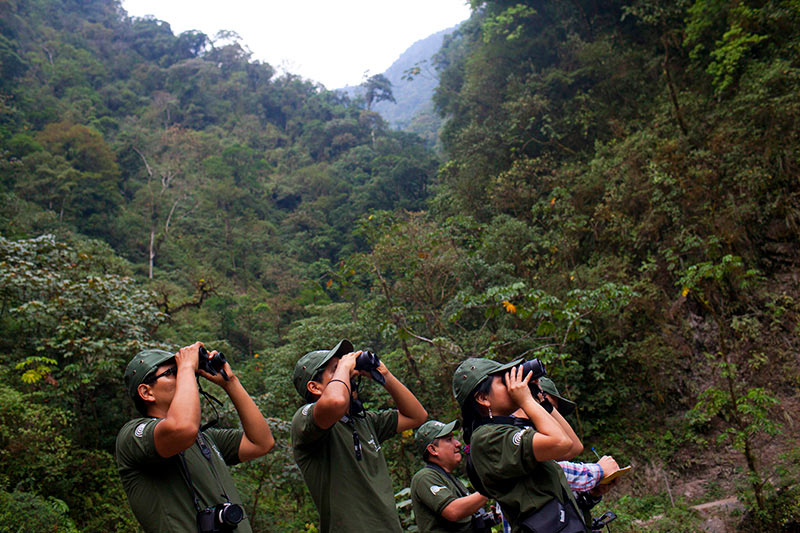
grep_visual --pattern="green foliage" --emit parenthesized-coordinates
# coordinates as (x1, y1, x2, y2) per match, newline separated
(0, 490, 78, 533)
(594, 493, 702, 532)
(0, 234, 164, 448)
(0, 384, 138, 531)
(361, 73, 396, 110)
(3, 0, 800, 529)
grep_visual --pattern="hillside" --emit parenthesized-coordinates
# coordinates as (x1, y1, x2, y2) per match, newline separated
(340, 24, 460, 145)
(2, 0, 800, 532)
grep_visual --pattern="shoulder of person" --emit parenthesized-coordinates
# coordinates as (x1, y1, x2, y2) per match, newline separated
(473, 423, 532, 447)
(412, 465, 441, 483)
(291, 403, 316, 423)
(118, 417, 158, 438)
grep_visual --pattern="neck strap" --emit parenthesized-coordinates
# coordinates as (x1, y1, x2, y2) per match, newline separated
(176, 432, 232, 512)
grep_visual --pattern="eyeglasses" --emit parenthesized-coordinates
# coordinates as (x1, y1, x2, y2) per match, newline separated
(144, 366, 177, 384)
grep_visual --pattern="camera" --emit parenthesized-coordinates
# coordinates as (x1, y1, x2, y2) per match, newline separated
(471, 507, 500, 533)
(198, 346, 230, 381)
(354, 350, 385, 385)
(197, 502, 244, 532)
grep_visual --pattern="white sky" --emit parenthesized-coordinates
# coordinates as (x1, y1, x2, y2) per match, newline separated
(121, 0, 472, 89)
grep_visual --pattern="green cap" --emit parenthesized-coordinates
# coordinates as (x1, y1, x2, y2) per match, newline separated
(452, 357, 522, 407)
(292, 339, 354, 398)
(415, 419, 460, 456)
(539, 376, 576, 416)
(124, 349, 175, 403)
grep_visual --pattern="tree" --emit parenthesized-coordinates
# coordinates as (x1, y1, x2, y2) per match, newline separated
(0, 234, 164, 448)
(361, 73, 396, 111)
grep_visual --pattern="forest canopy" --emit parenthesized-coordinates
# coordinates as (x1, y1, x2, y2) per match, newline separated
(1, 0, 799, 531)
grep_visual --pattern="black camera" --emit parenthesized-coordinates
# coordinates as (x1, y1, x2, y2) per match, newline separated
(471, 507, 500, 533)
(354, 350, 385, 385)
(198, 346, 230, 381)
(197, 502, 244, 532)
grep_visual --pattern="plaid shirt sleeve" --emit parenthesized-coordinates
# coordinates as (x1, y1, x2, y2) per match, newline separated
(558, 461, 604, 491)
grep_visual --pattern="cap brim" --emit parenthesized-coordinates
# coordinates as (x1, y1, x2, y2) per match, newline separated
(313, 339, 355, 376)
(489, 357, 524, 375)
(433, 420, 461, 439)
(556, 397, 576, 416)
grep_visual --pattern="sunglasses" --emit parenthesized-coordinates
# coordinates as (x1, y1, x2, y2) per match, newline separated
(144, 366, 177, 384)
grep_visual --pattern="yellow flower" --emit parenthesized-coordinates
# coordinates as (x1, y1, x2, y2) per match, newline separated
(253, 353, 259, 358)
(502, 300, 517, 314)
(402, 429, 413, 439)
(681, 286, 690, 297)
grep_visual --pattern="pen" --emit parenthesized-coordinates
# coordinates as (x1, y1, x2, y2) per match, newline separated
(591, 447, 601, 460)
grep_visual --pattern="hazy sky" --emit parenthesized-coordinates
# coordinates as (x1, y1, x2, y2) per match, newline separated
(121, 1, 472, 89)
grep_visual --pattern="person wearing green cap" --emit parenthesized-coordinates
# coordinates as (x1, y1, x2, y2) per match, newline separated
(453, 357, 588, 533)
(291, 339, 427, 533)
(410, 419, 493, 532)
(499, 377, 621, 532)
(115, 342, 274, 533)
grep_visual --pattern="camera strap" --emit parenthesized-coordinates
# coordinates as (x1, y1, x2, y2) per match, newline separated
(177, 449, 204, 513)
(176, 432, 234, 513)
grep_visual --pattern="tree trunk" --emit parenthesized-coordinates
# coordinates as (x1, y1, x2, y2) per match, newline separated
(149, 228, 156, 279)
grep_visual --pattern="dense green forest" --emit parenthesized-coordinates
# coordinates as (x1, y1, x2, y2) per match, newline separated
(1, 0, 799, 531)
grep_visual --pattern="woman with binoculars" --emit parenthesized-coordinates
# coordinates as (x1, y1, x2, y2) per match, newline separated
(453, 358, 588, 533)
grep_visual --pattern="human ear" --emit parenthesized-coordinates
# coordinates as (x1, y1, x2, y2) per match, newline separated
(137, 383, 155, 402)
(475, 391, 490, 409)
(306, 380, 323, 397)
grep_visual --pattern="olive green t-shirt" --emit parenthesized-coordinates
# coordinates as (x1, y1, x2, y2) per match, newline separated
(470, 423, 581, 533)
(410, 465, 473, 533)
(291, 403, 401, 533)
(116, 417, 249, 533)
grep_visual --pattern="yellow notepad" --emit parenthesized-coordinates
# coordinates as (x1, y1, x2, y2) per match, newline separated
(599, 465, 632, 485)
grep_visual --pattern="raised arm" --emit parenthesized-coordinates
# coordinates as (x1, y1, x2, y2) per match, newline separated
(202, 357, 274, 462)
(153, 343, 202, 458)
(549, 407, 583, 459)
(376, 363, 427, 433)
(505, 367, 572, 461)
(312, 351, 359, 430)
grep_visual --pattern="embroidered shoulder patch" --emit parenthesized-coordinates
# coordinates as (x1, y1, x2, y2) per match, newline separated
(134, 422, 147, 438)
(512, 429, 525, 446)
(302, 404, 312, 416)
(430, 485, 446, 495)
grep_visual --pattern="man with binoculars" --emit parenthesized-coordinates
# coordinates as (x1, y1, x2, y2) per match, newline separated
(291, 339, 427, 532)
(116, 342, 275, 532)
